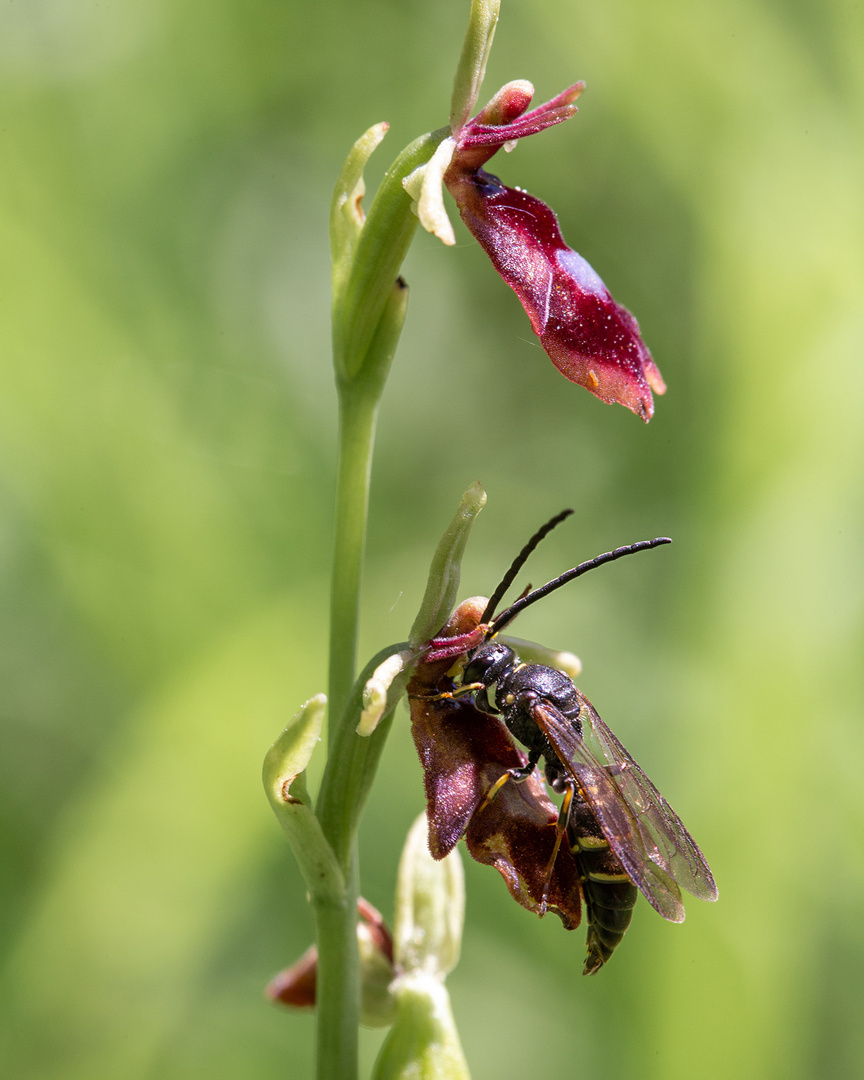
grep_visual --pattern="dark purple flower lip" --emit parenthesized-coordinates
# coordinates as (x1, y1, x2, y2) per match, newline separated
(406, 78, 666, 420)
(448, 167, 665, 419)
(407, 599, 583, 928)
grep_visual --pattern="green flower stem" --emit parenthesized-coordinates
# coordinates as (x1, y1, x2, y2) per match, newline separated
(317, 482, 490, 1080)
(449, 0, 500, 133)
(316, 383, 379, 1080)
(318, 131, 433, 1077)
(327, 279, 409, 732)
(327, 384, 380, 736)
(314, 484, 488, 1079)
(313, 857, 361, 1080)
(318, 373, 397, 1080)
(315, 8, 498, 1058)
(313, 645, 404, 1080)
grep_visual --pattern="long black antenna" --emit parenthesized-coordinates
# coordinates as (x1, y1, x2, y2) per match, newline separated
(480, 509, 574, 624)
(489, 537, 672, 635)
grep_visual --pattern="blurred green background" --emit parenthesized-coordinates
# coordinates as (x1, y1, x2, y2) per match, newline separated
(1, 0, 862, 1077)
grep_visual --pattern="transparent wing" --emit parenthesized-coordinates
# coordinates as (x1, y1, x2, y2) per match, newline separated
(582, 696, 719, 903)
(532, 693, 718, 922)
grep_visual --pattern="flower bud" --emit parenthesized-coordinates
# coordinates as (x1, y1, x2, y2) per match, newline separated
(370, 973, 470, 1080)
(371, 815, 470, 1079)
(393, 814, 464, 977)
(267, 898, 397, 1028)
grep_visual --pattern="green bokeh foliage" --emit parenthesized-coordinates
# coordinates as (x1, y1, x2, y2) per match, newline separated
(1, 1, 862, 1077)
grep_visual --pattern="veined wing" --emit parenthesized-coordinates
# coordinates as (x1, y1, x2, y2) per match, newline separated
(582, 694, 718, 902)
(532, 694, 717, 922)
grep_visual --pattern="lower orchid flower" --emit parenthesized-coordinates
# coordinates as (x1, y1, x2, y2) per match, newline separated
(407, 598, 584, 928)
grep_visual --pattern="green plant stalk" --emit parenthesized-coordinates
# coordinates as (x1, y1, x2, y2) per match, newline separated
(313, 855, 361, 1080)
(317, 283, 410, 1080)
(328, 272, 411, 722)
(312, 9, 500, 1071)
(319, 330, 486, 1080)
(310, 644, 405, 1080)
(317, 385, 388, 1080)
(327, 382, 382, 734)
(313, 695, 400, 1080)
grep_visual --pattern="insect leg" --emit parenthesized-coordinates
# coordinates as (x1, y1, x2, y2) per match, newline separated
(406, 682, 485, 703)
(538, 780, 575, 916)
(477, 747, 542, 811)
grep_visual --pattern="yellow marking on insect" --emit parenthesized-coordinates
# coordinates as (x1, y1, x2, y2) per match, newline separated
(504, 693, 515, 705)
(587, 870, 632, 884)
(575, 835, 609, 851)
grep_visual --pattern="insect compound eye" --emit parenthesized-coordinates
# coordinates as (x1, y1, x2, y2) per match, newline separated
(463, 642, 513, 687)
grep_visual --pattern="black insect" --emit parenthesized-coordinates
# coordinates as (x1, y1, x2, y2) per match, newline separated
(424, 510, 718, 973)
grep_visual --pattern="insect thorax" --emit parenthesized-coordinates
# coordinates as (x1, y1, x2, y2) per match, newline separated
(463, 640, 583, 780)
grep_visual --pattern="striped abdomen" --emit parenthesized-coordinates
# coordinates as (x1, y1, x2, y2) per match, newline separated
(568, 796, 638, 975)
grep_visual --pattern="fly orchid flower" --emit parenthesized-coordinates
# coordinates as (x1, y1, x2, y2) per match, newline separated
(404, 80, 666, 421)
(407, 598, 584, 928)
